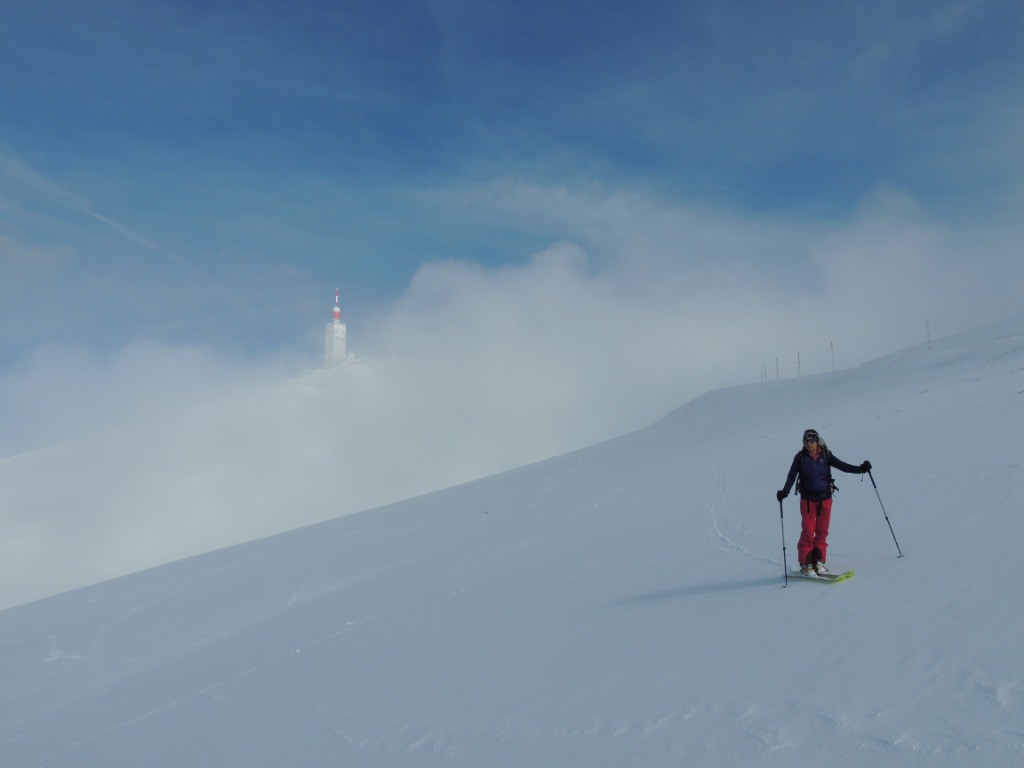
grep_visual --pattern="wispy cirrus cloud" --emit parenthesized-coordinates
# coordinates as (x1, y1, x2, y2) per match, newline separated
(0, 150, 197, 271)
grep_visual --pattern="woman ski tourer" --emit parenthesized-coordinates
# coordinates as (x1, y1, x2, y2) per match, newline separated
(776, 429, 871, 576)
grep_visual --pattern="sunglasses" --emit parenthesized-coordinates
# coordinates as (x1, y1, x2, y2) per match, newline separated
(803, 437, 818, 443)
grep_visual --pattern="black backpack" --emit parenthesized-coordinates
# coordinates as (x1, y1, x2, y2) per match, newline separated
(794, 443, 838, 497)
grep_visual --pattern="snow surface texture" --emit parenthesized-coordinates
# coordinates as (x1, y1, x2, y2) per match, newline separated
(1, 316, 1023, 766)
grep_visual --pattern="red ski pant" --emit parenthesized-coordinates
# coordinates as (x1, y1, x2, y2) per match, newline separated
(798, 498, 832, 565)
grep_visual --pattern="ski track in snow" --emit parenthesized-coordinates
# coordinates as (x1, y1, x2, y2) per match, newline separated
(705, 458, 777, 568)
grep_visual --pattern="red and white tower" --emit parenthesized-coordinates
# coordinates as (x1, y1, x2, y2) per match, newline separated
(324, 288, 349, 367)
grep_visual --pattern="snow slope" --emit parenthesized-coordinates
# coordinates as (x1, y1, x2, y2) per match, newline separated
(1, 317, 1023, 767)
(0, 357, 620, 612)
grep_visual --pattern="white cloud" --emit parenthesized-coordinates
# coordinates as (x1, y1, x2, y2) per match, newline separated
(2, 182, 1022, 609)
(426, 180, 1024, 370)
(0, 342, 285, 458)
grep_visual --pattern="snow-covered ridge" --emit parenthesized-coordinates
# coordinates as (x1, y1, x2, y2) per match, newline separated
(1, 314, 1023, 767)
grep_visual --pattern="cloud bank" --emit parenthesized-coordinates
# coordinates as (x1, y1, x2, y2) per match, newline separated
(1, 185, 1021, 609)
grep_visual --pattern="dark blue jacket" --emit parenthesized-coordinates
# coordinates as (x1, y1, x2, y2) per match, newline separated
(782, 448, 863, 501)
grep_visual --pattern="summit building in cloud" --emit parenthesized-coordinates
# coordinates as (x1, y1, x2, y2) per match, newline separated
(324, 289, 354, 368)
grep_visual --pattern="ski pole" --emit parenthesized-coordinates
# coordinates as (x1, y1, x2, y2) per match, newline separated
(779, 499, 789, 586)
(867, 469, 903, 558)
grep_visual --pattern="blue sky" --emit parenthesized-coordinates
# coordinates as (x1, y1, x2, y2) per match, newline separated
(1, 0, 1023, 392)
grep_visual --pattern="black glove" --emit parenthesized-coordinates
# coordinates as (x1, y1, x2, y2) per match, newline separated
(860, 461, 872, 473)
(776, 490, 788, 502)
